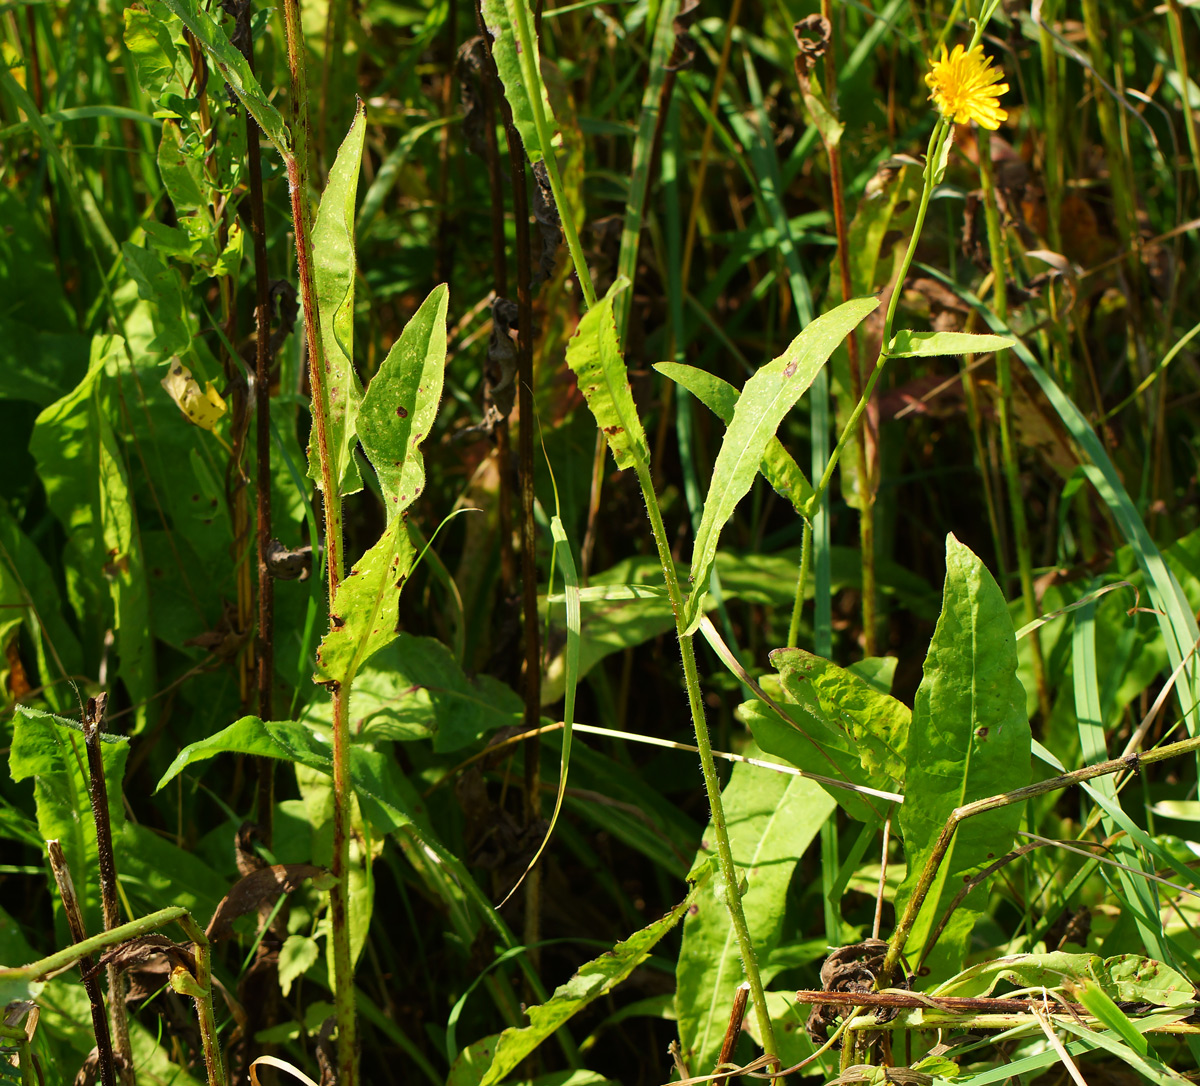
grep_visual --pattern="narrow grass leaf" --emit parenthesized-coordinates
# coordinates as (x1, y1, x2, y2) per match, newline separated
(682, 296, 878, 633)
(565, 277, 649, 471)
(309, 103, 367, 496)
(654, 362, 815, 513)
(499, 516, 581, 906)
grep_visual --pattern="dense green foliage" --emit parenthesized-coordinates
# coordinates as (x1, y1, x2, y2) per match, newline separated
(3, 1, 1200, 1085)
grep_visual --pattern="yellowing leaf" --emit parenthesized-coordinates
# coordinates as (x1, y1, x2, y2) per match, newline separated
(161, 358, 226, 430)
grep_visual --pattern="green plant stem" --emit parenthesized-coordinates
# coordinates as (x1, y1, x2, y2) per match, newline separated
(0, 907, 189, 983)
(787, 518, 813, 649)
(510, 0, 596, 309)
(282, 2, 356, 1081)
(978, 140, 1051, 722)
(631, 457, 780, 1071)
(176, 914, 227, 1086)
(811, 120, 947, 509)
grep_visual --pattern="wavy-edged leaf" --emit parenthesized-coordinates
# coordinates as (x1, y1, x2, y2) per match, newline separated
(309, 103, 368, 495)
(316, 284, 449, 684)
(478, 893, 693, 1086)
(770, 648, 908, 784)
(155, 0, 289, 154)
(654, 362, 814, 513)
(565, 277, 648, 471)
(683, 296, 878, 632)
(675, 761, 835, 1076)
(887, 329, 1015, 358)
(893, 534, 1031, 983)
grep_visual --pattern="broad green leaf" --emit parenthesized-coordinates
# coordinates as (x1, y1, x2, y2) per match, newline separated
(315, 520, 416, 685)
(155, 0, 290, 155)
(303, 633, 520, 751)
(479, 0, 557, 162)
(654, 361, 814, 513)
(676, 759, 834, 1075)
(309, 104, 367, 496)
(478, 893, 693, 1086)
(278, 933, 321, 997)
(122, 243, 193, 355)
(357, 283, 449, 511)
(157, 119, 207, 217)
(770, 648, 909, 785)
(738, 695, 886, 824)
(317, 285, 449, 684)
(11, 708, 128, 936)
(0, 499, 83, 711)
(156, 715, 424, 836)
(893, 534, 1031, 983)
(887, 330, 1015, 358)
(682, 296, 879, 632)
(741, 991, 820, 1073)
(935, 951, 1195, 1009)
(122, 4, 186, 98)
(565, 277, 649, 471)
(116, 822, 224, 923)
(30, 336, 154, 727)
(0, 318, 89, 406)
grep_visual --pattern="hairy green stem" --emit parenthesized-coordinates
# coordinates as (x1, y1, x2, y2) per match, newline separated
(787, 519, 813, 650)
(632, 458, 780, 1071)
(282, 2, 356, 1080)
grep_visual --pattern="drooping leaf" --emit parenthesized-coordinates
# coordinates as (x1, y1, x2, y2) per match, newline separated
(160, 358, 227, 430)
(565, 277, 649, 472)
(154, 0, 290, 155)
(675, 759, 835, 1076)
(682, 296, 879, 632)
(477, 893, 693, 1086)
(892, 534, 1031, 983)
(654, 361, 815, 513)
(10, 708, 129, 936)
(30, 336, 154, 727)
(309, 104, 367, 496)
(303, 632, 521, 751)
(887, 330, 1015, 358)
(478, 0, 558, 163)
(770, 648, 909, 785)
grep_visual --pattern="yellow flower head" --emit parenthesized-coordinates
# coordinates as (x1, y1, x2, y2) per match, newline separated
(925, 44, 1009, 129)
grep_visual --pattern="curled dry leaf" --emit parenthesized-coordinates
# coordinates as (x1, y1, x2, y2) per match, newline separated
(161, 358, 227, 431)
(206, 864, 327, 941)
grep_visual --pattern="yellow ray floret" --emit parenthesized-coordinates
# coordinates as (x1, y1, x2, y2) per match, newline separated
(926, 44, 1009, 130)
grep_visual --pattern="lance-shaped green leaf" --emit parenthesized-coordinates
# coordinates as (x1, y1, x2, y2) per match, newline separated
(682, 296, 879, 632)
(155, 0, 290, 155)
(565, 277, 649, 471)
(893, 534, 1031, 983)
(479, 0, 557, 162)
(770, 647, 909, 785)
(316, 284, 449, 685)
(357, 283, 448, 512)
(655, 361, 814, 514)
(675, 760, 835, 1075)
(308, 104, 367, 496)
(477, 892, 693, 1086)
(887, 330, 1015, 358)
